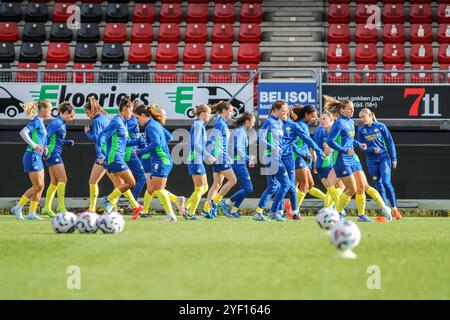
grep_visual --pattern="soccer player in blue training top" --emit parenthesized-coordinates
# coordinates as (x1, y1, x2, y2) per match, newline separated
(358, 108, 401, 220)
(11, 100, 52, 220)
(41, 101, 75, 217)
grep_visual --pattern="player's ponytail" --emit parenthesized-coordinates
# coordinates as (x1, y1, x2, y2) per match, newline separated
(210, 100, 232, 114)
(270, 99, 286, 112)
(23, 102, 37, 119)
(84, 96, 107, 116)
(233, 111, 254, 127)
(323, 95, 342, 116)
(288, 107, 298, 121)
(293, 104, 316, 120)
(194, 104, 211, 117)
(132, 99, 145, 111)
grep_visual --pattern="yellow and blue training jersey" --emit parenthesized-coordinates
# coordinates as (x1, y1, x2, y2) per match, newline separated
(357, 121, 397, 163)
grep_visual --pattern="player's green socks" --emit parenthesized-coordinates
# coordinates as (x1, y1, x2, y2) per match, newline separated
(336, 193, 352, 213)
(309, 187, 327, 202)
(56, 182, 67, 211)
(89, 183, 99, 212)
(123, 190, 139, 209)
(44, 184, 57, 211)
(355, 194, 366, 216)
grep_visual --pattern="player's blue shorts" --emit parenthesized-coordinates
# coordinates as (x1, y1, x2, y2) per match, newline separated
(141, 157, 152, 173)
(151, 161, 173, 178)
(94, 157, 107, 169)
(105, 160, 129, 174)
(188, 163, 206, 176)
(316, 166, 332, 180)
(334, 157, 363, 178)
(213, 163, 232, 173)
(45, 155, 63, 167)
(23, 151, 43, 173)
(295, 156, 312, 170)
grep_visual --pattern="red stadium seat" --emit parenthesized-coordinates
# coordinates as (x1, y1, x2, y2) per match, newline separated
(410, 24, 432, 43)
(72, 63, 94, 83)
(210, 43, 233, 64)
(161, 0, 182, 3)
(55, 0, 76, 3)
(187, 3, 209, 23)
(327, 24, 351, 43)
(158, 23, 181, 43)
(132, 3, 155, 23)
(410, 4, 432, 23)
(328, 4, 350, 24)
(382, 4, 405, 24)
(43, 63, 68, 83)
(437, 4, 450, 24)
(237, 43, 260, 64)
(183, 43, 206, 64)
(159, 3, 182, 23)
(382, 0, 404, 3)
(236, 63, 258, 83)
(354, 64, 378, 83)
(240, 3, 263, 23)
(383, 64, 405, 83)
(382, 24, 405, 43)
(131, 23, 154, 43)
(355, 43, 378, 64)
(47, 42, 70, 63)
(213, 3, 236, 23)
(242, 0, 262, 2)
(438, 43, 450, 64)
(410, 0, 432, 3)
(104, 23, 127, 43)
(156, 43, 179, 64)
(355, 0, 376, 3)
(184, 23, 208, 43)
(16, 62, 38, 82)
(52, 3, 72, 23)
(327, 43, 350, 64)
(209, 64, 232, 83)
(437, 24, 450, 43)
(212, 23, 235, 43)
(439, 63, 450, 83)
(129, 43, 152, 64)
(327, 64, 350, 83)
(410, 64, 434, 83)
(154, 63, 177, 83)
(214, 0, 236, 2)
(382, 43, 405, 64)
(410, 43, 433, 64)
(239, 23, 262, 43)
(0, 22, 18, 42)
(182, 63, 203, 83)
(355, 4, 373, 24)
(186, 0, 209, 2)
(355, 24, 378, 43)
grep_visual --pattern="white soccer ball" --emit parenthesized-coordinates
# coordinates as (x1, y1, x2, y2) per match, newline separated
(316, 207, 341, 230)
(76, 212, 99, 234)
(97, 211, 125, 234)
(51, 212, 77, 233)
(329, 220, 361, 251)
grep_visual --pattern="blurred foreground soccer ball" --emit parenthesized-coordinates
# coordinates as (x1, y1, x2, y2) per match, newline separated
(316, 207, 340, 230)
(76, 212, 99, 234)
(329, 220, 361, 251)
(51, 212, 77, 233)
(97, 211, 125, 234)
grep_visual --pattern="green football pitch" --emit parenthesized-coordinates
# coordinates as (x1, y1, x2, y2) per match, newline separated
(0, 215, 449, 300)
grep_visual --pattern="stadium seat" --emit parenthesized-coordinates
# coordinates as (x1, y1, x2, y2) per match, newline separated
(132, 3, 155, 23)
(16, 62, 39, 82)
(50, 23, 73, 42)
(74, 42, 97, 63)
(131, 23, 154, 43)
(19, 42, 43, 62)
(327, 64, 350, 83)
(184, 23, 208, 43)
(236, 63, 258, 83)
(47, 42, 70, 63)
(55, 0, 76, 3)
(214, 0, 235, 3)
(186, 0, 209, 3)
(355, 43, 378, 64)
(410, 43, 433, 64)
(210, 43, 233, 64)
(52, 3, 72, 23)
(382, 4, 405, 24)
(383, 64, 405, 83)
(355, 4, 374, 24)
(0, 22, 19, 42)
(437, 4, 450, 24)
(101, 43, 125, 63)
(156, 43, 179, 64)
(240, 3, 263, 23)
(77, 23, 100, 43)
(410, 24, 432, 43)
(354, 64, 378, 83)
(158, 23, 181, 43)
(183, 43, 206, 64)
(80, 3, 102, 23)
(129, 43, 152, 64)
(98, 63, 121, 83)
(127, 63, 150, 83)
(187, 3, 209, 23)
(22, 23, 46, 42)
(239, 23, 262, 43)
(355, 24, 378, 43)
(209, 64, 232, 83)
(0, 43, 15, 63)
(382, 43, 405, 64)
(213, 3, 236, 23)
(182, 63, 203, 83)
(238, 43, 260, 64)
(161, 0, 182, 3)
(330, 0, 349, 2)
(241, 0, 263, 3)
(154, 63, 177, 83)
(159, 3, 182, 23)
(327, 24, 350, 44)
(212, 23, 235, 43)
(382, 24, 405, 43)
(43, 63, 68, 83)
(106, 3, 129, 23)
(79, 0, 103, 3)
(0, 2, 21, 22)
(437, 24, 450, 43)
(25, 3, 49, 22)
(409, 0, 432, 3)
(104, 23, 127, 43)
(327, 43, 350, 64)
(410, 4, 432, 24)
(438, 43, 450, 63)
(410, 64, 434, 83)
(439, 63, 450, 83)
(0, 62, 12, 82)
(354, 0, 376, 3)
(328, 4, 350, 24)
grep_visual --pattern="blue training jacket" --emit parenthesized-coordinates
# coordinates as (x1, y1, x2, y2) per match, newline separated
(96, 115, 128, 165)
(357, 121, 397, 163)
(85, 113, 110, 159)
(46, 115, 72, 159)
(327, 115, 361, 164)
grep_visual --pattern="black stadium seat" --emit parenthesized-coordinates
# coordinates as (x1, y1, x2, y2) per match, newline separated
(128, 63, 150, 82)
(22, 22, 46, 42)
(101, 43, 125, 63)
(80, 3, 102, 23)
(19, 42, 43, 62)
(50, 23, 73, 42)
(0, 62, 12, 82)
(74, 42, 97, 63)
(77, 23, 100, 43)
(98, 63, 121, 83)
(0, 2, 21, 22)
(0, 43, 15, 63)
(106, 3, 129, 23)
(25, 2, 49, 22)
